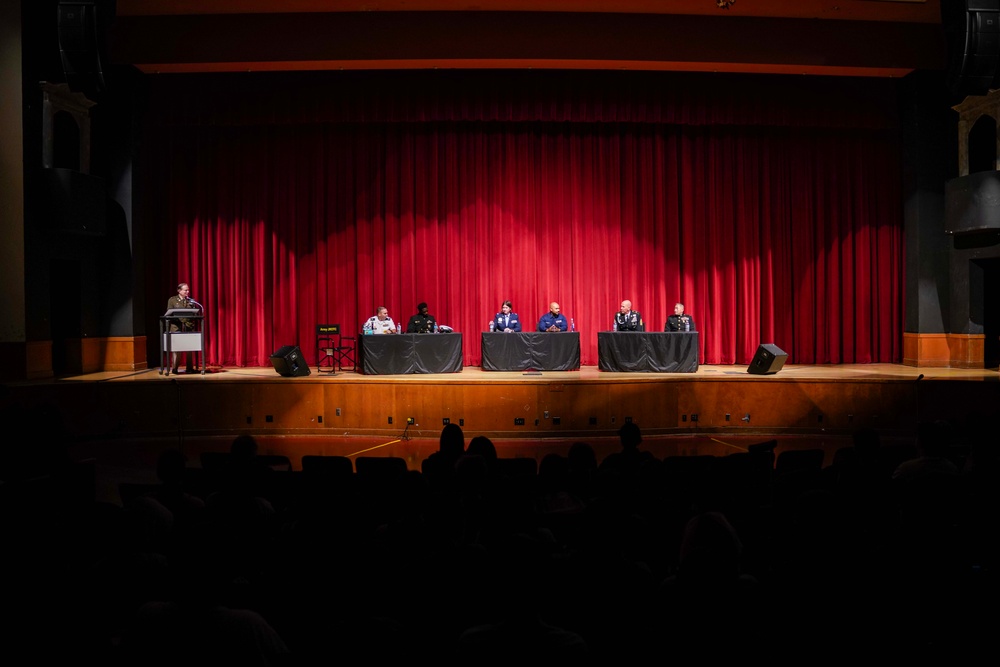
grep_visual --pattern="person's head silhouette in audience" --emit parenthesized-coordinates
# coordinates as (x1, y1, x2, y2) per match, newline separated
(439, 423, 465, 459)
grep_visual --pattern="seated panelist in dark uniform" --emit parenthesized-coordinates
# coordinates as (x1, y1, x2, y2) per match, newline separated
(538, 302, 568, 332)
(492, 300, 521, 333)
(406, 302, 437, 333)
(665, 302, 696, 332)
(614, 300, 643, 331)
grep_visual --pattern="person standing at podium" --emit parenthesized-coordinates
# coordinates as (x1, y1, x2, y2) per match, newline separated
(491, 300, 521, 333)
(614, 300, 643, 331)
(167, 282, 197, 373)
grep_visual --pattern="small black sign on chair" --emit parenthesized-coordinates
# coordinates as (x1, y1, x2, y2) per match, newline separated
(271, 345, 311, 377)
(747, 344, 787, 375)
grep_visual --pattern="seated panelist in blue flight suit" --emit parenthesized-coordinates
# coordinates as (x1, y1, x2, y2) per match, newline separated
(492, 300, 521, 333)
(538, 302, 568, 332)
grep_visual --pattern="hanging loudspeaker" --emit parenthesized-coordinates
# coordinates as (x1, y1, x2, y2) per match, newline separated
(944, 0, 1000, 97)
(57, 1, 106, 95)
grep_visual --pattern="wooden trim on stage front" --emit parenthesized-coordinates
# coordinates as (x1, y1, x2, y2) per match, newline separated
(64, 336, 149, 374)
(903, 332, 985, 368)
(1, 338, 148, 380)
(9, 365, 997, 447)
(0, 340, 53, 381)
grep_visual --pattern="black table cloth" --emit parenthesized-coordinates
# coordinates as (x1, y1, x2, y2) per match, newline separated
(597, 331, 699, 373)
(481, 332, 581, 371)
(358, 333, 463, 374)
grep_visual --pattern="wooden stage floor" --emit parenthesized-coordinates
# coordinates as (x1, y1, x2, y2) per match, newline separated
(49, 362, 1000, 384)
(6, 363, 997, 505)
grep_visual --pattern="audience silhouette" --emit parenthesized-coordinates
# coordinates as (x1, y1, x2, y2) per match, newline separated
(3, 412, 997, 664)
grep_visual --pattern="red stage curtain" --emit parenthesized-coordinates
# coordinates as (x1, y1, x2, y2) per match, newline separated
(146, 71, 903, 367)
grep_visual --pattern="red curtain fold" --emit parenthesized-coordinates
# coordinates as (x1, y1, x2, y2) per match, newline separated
(147, 72, 903, 368)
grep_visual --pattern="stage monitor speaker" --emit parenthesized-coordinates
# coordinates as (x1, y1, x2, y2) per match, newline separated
(58, 1, 106, 95)
(270, 345, 311, 377)
(747, 344, 787, 375)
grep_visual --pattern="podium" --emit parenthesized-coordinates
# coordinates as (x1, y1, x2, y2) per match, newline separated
(159, 308, 206, 376)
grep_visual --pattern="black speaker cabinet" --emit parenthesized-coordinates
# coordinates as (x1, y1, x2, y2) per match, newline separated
(945, 1, 1000, 96)
(945, 171, 1000, 234)
(58, 2, 106, 95)
(38, 169, 107, 235)
(270, 345, 311, 377)
(747, 344, 787, 375)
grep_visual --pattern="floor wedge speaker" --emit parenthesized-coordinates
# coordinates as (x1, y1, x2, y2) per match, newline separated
(747, 344, 787, 375)
(270, 345, 311, 377)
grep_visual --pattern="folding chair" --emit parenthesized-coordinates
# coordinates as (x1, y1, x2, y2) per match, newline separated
(317, 324, 356, 372)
